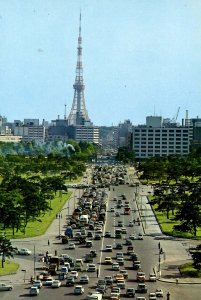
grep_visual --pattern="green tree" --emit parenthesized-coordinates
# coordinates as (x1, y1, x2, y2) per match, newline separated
(0, 236, 17, 268)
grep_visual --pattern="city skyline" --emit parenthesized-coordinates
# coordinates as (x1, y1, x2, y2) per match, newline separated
(0, 0, 201, 126)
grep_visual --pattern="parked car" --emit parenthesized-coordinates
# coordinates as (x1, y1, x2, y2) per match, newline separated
(18, 248, 32, 255)
(0, 283, 13, 291)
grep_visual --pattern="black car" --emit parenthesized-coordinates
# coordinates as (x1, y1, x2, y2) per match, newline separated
(125, 239, 132, 246)
(115, 243, 123, 250)
(126, 288, 135, 297)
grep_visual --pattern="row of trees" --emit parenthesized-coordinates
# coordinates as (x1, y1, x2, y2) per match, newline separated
(0, 141, 97, 236)
(138, 153, 201, 237)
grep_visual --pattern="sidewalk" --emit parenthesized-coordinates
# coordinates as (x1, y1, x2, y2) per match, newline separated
(139, 188, 201, 285)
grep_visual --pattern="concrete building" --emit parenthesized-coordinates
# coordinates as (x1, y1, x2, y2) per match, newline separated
(133, 116, 190, 158)
(13, 119, 46, 142)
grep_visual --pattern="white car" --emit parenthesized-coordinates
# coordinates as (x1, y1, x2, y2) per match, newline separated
(155, 289, 163, 297)
(70, 271, 79, 279)
(112, 262, 120, 271)
(0, 283, 13, 291)
(52, 280, 61, 288)
(129, 221, 134, 227)
(149, 273, 157, 282)
(74, 285, 84, 295)
(138, 233, 144, 240)
(69, 243, 76, 249)
(149, 292, 157, 300)
(18, 248, 32, 255)
(105, 245, 113, 252)
(29, 286, 39, 295)
(32, 280, 42, 289)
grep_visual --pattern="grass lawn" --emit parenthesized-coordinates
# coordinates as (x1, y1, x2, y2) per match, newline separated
(152, 204, 201, 239)
(0, 191, 72, 239)
(179, 262, 201, 277)
(0, 260, 19, 276)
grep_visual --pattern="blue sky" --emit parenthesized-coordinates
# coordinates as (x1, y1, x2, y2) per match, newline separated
(0, 0, 201, 126)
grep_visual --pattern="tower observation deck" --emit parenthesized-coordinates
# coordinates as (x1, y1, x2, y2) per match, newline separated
(67, 13, 92, 126)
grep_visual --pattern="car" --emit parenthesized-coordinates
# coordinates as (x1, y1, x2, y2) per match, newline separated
(137, 272, 146, 282)
(129, 234, 137, 240)
(104, 256, 113, 264)
(125, 239, 132, 246)
(18, 248, 32, 255)
(43, 278, 54, 286)
(133, 261, 141, 270)
(96, 284, 106, 294)
(29, 286, 39, 295)
(126, 287, 135, 297)
(116, 252, 123, 259)
(86, 292, 103, 300)
(121, 227, 127, 234)
(69, 243, 76, 249)
(90, 250, 97, 257)
(80, 274, 89, 284)
(116, 257, 124, 265)
(129, 221, 134, 227)
(111, 286, 121, 296)
(70, 271, 79, 279)
(66, 276, 75, 286)
(97, 279, 106, 286)
(87, 263, 97, 272)
(155, 289, 163, 297)
(0, 283, 13, 291)
(32, 280, 42, 289)
(94, 234, 101, 240)
(115, 243, 123, 250)
(118, 221, 124, 227)
(52, 280, 61, 288)
(115, 211, 120, 217)
(136, 297, 146, 300)
(116, 279, 125, 289)
(112, 262, 120, 271)
(149, 293, 157, 300)
(87, 231, 94, 238)
(120, 269, 128, 279)
(114, 273, 124, 282)
(105, 275, 113, 285)
(149, 273, 157, 282)
(86, 241, 93, 248)
(105, 245, 113, 252)
(74, 285, 84, 295)
(138, 233, 144, 240)
(105, 231, 112, 238)
(136, 283, 148, 293)
(110, 207, 115, 212)
(60, 266, 68, 274)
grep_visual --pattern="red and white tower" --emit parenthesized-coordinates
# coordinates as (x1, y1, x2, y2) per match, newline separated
(67, 13, 92, 126)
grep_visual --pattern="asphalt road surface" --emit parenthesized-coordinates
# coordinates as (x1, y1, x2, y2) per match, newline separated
(1, 171, 201, 300)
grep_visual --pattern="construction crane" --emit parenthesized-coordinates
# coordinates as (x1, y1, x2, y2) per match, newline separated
(172, 107, 180, 123)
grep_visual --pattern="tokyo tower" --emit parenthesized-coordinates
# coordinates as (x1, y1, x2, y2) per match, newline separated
(67, 13, 92, 126)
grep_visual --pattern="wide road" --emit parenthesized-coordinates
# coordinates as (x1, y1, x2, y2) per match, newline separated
(1, 179, 200, 299)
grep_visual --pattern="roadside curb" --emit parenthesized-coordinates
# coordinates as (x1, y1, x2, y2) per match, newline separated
(157, 278, 201, 285)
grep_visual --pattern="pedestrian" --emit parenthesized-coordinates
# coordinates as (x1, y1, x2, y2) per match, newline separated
(176, 278, 178, 285)
(56, 214, 58, 219)
(158, 242, 160, 249)
(48, 239, 50, 246)
(96, 268, 99, 278)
